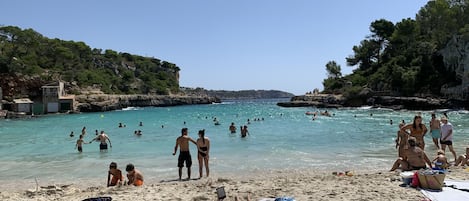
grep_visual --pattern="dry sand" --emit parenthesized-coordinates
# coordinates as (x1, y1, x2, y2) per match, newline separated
(1, 167, 468, 201)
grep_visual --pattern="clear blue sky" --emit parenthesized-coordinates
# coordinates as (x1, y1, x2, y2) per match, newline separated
(1, 0, 428, 95)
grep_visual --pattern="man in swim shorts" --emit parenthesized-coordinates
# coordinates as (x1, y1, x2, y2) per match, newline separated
(429, 113, 441, 149)
(90, 130, 112, 152)
(173, 128, 197, 180)
(390, 137, 432, 171)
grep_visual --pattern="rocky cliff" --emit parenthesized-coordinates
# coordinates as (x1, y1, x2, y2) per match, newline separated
(277, 94, 468, 110)
(76, 94, 221, 112)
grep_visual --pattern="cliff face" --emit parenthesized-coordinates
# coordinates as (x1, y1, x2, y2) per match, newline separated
(76, 94, 221, 112)
(438, 35, 469, 100)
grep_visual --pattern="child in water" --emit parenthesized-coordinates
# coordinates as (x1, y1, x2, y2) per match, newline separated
(75, 135, 88, 153)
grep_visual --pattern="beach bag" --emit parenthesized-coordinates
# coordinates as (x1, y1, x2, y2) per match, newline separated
(418, 170, 445, 190)
(410, 171, 420, 188)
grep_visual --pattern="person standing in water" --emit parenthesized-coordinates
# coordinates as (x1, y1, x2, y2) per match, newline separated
(429, 113, 441, 149)
(196, 129, 210, 178)
(229, 122, 237, 133)
(173, 128, 197, 180)
(90, 130, 112, 152)
(400, 115, 427, 150)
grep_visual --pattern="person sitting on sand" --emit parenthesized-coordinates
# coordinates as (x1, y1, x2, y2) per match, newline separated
(455, 147, 469, 166)
(125, 163, 143, 186)
(432, 149, 449, 170)
(390, 137, 432, 171)
(107, 162, 123, 187)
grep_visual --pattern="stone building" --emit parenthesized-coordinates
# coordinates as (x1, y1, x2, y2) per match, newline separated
(42, 82, 75, 113)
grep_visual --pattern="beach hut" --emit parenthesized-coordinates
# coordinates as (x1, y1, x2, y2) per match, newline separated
(42, 81, 75, 113)
(13, 98, 34, 114)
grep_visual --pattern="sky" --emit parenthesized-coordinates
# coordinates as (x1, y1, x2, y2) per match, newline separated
(1, 0, 429, 95)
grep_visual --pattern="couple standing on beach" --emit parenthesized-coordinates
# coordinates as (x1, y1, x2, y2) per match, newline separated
(173, 128, 211, 180)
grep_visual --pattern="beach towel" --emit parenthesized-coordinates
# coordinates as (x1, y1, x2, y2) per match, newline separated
(421, 180, 469, 201)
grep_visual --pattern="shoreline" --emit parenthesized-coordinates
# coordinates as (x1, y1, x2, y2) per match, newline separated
(2, 167, 468, 201)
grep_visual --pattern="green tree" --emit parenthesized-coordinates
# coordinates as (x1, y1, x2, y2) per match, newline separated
(325, 60, 342, 78)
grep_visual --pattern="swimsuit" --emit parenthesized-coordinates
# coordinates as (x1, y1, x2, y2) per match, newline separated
(410, 165, 426, 170)
(440, 140, 453, 145)
(431, 129, 441, 138)
(78, 146, 83, 152)
(133, 179, 143, 186)
(199, 147, 208, 157)
(178, 151, 192, 168)
(100, 143, 108, 150)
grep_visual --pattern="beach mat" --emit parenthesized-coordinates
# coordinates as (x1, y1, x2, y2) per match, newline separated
(421, 180, 469, 201)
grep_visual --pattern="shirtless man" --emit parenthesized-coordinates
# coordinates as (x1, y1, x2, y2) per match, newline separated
(390, 137, 432, 171)
(173, 128, 197, 180)
(400, 115, 428, 150)
(429, 113, 441, 149)
(229, 122, 236, 134)
(90, 130, 112, 152)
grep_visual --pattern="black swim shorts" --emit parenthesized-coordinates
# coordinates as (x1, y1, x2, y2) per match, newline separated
(440, 140, 453, 145)
(178, 151, 192, 168)
(100, 143, 108, 150)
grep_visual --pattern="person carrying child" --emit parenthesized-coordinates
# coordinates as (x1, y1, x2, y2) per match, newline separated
(107, 162, 123, 187)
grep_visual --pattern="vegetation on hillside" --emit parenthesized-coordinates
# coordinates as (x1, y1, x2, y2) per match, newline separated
(0, 26, 180, 95)
(323, 0, 469, 99)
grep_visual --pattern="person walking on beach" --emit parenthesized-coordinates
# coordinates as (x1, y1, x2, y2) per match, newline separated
(90, 130, 112, 152)
(395, 122, 408, 157)
(390, 137, 432, 171)
(173, 128, 197, 180)
(75, 135, 88, 153)
(429, 113, 441, 149)
(440, 116, 457, 162)
(107, 162, 123, 187)
(229, 122, 237, 133)
(196, 129, 210, 178)
(125, 163, 144, 186)
(400, 115, 427, 150)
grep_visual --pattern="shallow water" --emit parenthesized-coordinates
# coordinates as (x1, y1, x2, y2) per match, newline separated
(1, 99, 468, 189)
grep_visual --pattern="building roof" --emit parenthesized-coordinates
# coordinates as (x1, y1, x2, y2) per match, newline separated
(13, 98, 34, 104)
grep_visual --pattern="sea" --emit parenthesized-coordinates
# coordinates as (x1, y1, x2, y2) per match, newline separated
(1, 98, 468, 190)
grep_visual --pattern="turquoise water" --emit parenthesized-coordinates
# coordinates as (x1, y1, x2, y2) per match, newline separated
(1, 99, 469, 189)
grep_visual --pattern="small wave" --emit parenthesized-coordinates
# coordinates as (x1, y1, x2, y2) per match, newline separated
(121, 107, 141, 111)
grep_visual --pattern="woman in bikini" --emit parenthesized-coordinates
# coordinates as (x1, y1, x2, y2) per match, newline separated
(400, 115, 428, 150)
(196, 129, 210, 179)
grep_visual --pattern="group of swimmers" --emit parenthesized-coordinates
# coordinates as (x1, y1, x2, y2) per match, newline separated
(73, 127, 112, 153)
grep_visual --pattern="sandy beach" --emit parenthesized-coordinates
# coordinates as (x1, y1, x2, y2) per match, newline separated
(1, 167, 467, 201)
